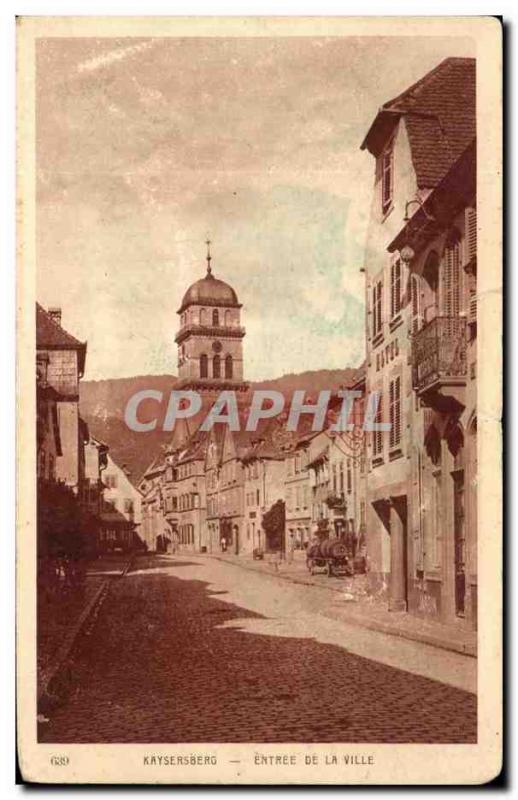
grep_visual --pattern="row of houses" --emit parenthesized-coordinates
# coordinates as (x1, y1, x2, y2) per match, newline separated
(36, 303, 143, 555)
(139, 56, 478, 635)
(139, 397, 366, 562)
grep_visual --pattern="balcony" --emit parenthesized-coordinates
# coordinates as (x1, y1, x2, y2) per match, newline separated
(412, 317, 467, 409)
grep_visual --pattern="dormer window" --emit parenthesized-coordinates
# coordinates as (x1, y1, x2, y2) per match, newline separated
(381, 140, 394, 215)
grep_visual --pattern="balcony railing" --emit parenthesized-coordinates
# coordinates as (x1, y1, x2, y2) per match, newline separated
(412, 316, 467, 394)
(175, 324, 245, 345)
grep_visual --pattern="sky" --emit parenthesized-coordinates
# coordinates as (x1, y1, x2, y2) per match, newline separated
(36, 34, 475, 381)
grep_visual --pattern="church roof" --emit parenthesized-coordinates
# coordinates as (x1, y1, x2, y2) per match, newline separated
(177, 256, 240, 314)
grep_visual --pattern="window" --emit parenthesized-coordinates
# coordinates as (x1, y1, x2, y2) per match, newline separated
(339, 462, 344, 493)
(212, 309, 220, 326)
(225, 354, 233, 379)
(347, 459, 352, 494)
(213, 354, 221, 379)
(372, 280, 383, 338)
(199, 308, 207, 325)
(390, 259, 402, 319)
(381, 141, 394, 214)
(389, 376, 402, 449)
(200, 353, 208, 378)
(225, 309, 232, 326)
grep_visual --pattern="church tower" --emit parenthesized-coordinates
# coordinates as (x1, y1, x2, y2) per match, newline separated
(174, 242, 248, 404)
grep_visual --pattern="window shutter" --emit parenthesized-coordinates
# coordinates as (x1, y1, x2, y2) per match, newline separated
(389, 381, 395, 449)
(411, 275, 422, 334)
(395, 376, 401, 445)
(374, 390, 383, 456)
(469, 292, 477, 323)
(464, 207, 477, 266)
(442, 238, 461, 318)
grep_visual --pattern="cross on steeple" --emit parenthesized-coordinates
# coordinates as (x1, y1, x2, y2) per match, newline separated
(205, 239, 212, 275)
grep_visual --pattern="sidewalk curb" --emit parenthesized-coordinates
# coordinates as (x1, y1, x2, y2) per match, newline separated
(38, 556, 134, 710)
(38, 578, 110, 708)
(206, 554, 477, 659)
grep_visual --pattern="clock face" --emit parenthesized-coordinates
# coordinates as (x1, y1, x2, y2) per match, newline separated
(212, 340, 222, 353)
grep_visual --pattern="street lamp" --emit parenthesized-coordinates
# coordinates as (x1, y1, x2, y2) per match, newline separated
(399, 197, 435, 265)
(400, 244, 415, 264)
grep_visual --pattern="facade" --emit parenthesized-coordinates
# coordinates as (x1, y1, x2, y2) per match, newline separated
(360, 57, 476, 626)
(139, 457, 168, 552)
(81, 435, 109, 522)
(243, 425, 287, 555)
(284, 437, 312, 553)
(36, 351, 62, 483)
(205, 424, 226, 553)
(100, 454, 143, 552)
(36, 304, 87, 491)
(175, 436, 208, 552)
(215, 429, 250, 555)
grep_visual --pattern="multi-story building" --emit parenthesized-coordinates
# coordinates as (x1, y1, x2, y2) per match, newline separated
(389, 140, 477, 628)
(100, 454, 143, 552)
(175, 435, 208, 552)
(216, 428, 251, 555)
(242, 423, 286, 554)
(139, 456, 168, 552)
(284, 435, 313, 551)
(360, 56, 476, 625)
(205, 424, 226, 553)
(36, 350, 62, 483)
(36, 304, 87, 491)
(81, 435, 109, 522)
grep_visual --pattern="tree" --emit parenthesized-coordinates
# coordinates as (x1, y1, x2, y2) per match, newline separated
(262, 499, 285, 552)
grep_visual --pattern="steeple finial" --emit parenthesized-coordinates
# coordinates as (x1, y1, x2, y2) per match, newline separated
(205, 239, 212, 275)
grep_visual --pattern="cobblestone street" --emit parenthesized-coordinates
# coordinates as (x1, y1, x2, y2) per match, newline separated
(40, 554, 477, 744)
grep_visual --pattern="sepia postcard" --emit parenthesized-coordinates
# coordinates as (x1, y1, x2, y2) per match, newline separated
(17, 16, 502, 785)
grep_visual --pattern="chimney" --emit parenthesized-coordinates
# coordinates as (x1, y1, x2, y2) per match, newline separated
(48, 307, 62, 326)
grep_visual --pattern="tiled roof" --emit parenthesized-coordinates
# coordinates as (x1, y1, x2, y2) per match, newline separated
(361, 57, 476, 189)
(36, 303, 86, 349)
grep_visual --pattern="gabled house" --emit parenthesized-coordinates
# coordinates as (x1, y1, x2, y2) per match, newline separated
(100, 454, 143, 552)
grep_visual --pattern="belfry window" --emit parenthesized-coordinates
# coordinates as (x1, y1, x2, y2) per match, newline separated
(200, 353, 208, 378)
(225, 354, 233, 379)
(212, 309, 219, 326)
(213, 354, 221, 379)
